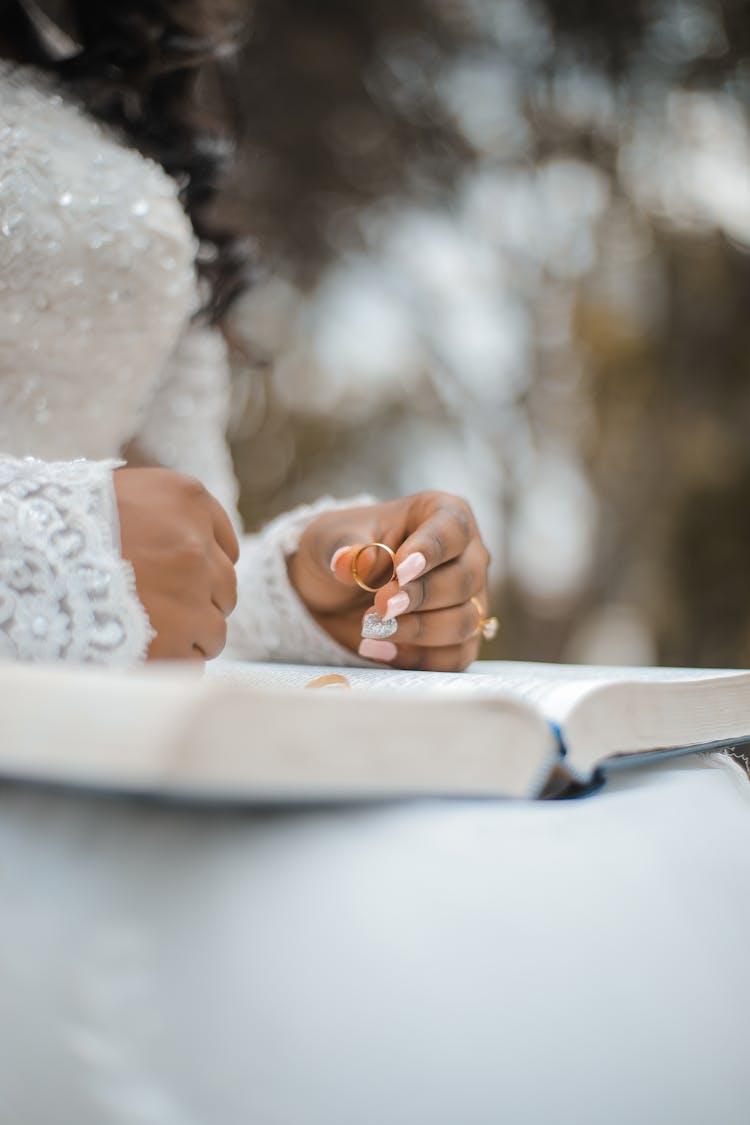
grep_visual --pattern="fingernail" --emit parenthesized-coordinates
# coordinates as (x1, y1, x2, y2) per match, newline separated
(385, 591, 410, 618)
(396, 552, 426, 586)
(358, 638, 398, 662)
(361, 611, 398, 640)
(329, 545, 351, 572)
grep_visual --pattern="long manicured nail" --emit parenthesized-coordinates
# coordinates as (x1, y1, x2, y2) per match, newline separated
(358, 638, 398, 662)
(361, 611, 398, 640)
(385, 591, 410, 618)
(396, 552, 426, 586)
(329, 545, 351, 572)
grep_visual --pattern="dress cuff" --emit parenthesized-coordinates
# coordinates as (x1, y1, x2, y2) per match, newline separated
(0, 456, 153, 665)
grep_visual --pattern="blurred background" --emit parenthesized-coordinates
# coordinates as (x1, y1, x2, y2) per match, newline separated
(212, 0, 750, 668)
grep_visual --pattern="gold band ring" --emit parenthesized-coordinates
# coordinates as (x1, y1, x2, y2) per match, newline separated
(351, 542, 398, 593)
(470, 596, 499, 641)
(305, 673, 352, 690)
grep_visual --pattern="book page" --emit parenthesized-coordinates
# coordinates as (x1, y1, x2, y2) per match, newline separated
(209, 658, 744, 720)
(462, 662, 746, 722)
(209, 659, 538, 695)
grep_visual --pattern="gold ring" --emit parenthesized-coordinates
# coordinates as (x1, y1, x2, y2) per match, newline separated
(305, 674, 352, 690)
(470, 596, 499, 641)
(351, 542, 397, 593)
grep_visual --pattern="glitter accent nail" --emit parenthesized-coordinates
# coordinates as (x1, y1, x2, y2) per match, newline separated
(361, 611, 398, 640)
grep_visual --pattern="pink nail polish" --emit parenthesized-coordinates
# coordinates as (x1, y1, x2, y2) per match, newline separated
(385, 591, 410, 618)
(358, 638, 398, 663)
(329, 545, 351, 572)
(396, 552, 426, 586)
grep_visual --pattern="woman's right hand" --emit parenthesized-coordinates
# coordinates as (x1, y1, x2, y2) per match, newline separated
(113, 467, 239, 660)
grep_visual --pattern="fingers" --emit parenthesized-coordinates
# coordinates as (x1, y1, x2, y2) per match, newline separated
(367, 600, 485, 649)
(208, 493, 240, 565)
(399, 641, 479, 672)
(147, 543, 233, 660)
(195, 604, 229, 660)
(206, 494, 238, 617)
(211, 543, 238, 617)
(328, 495, 477, 592)
(148, 602, 227, 661)
(392, 495, 475, 585)
(359, 639, 479, 673)
(119, 468, 240, 664)
(358, 592, 486, 668)
(372, 538, 489, 619)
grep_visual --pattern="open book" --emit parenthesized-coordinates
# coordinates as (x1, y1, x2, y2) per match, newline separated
(1, 658, 749, 801)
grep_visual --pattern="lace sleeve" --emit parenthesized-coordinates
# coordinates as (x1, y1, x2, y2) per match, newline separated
(134, 325, 373, 666)
(0, 456, 152, 664)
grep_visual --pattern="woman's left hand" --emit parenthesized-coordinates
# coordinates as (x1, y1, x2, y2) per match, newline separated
(287, 492, 492, 671)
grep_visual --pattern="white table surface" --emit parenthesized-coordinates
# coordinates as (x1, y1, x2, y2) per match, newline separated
(1, 753, 749, 1125)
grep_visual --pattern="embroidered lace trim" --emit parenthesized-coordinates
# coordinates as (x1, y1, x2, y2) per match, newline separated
(0, 456, 152, 664)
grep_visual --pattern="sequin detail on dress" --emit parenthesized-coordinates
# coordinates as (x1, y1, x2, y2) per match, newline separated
(0, 61, 197, 461)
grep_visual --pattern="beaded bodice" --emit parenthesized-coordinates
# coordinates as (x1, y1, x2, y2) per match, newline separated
(0, 60, 368, 668)
(0, 61, 196, 460)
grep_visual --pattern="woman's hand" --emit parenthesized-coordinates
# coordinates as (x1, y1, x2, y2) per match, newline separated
(288, 492, 491, 671)
(114, 468, 239, 660)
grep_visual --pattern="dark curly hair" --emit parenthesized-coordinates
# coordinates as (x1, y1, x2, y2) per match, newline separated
(2, 0, 253, 321)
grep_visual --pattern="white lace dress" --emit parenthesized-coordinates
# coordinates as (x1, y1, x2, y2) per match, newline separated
(0, 60, 365, 667)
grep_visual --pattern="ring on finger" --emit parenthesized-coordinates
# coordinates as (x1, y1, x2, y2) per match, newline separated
(470, 596, 499, 641)
(351, 542, 397, 593)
